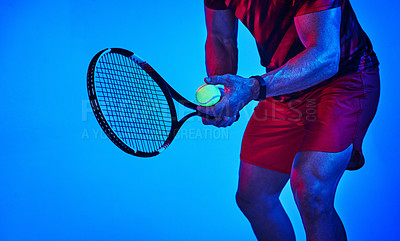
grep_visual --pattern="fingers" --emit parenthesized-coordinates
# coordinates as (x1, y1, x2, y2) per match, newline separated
(201, 116, 237, 127)
(205, 74, 232, 86)
(197, 104, 221, 117)
(198, 74, 246, 118)
(197, 97, 237, 117)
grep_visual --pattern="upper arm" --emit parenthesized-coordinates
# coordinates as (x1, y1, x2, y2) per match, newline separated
(294, 7, 341, 62)
(204, 5, 239, 75)
(205, 6, 238, 41)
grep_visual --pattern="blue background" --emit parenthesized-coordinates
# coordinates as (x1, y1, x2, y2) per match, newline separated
(1, 0, 399, 240)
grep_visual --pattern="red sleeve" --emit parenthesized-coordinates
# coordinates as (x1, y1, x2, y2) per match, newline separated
(204, 0, 229, 10)
(295, 0, 342, 16)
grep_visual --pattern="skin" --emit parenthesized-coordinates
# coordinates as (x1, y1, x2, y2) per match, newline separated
(237, 144, 352, 241)
(198, 6, 341, 125)
(200, 5, 350, 241)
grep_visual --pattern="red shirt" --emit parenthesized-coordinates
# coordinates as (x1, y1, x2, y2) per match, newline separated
(204, 0, 379, 76)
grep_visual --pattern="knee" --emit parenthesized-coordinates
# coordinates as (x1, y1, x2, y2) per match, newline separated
(290, 174, 334, 217)
(235, 192, 245, 212)
(235, 190, 279, 215)
(235, 191, 252, 213)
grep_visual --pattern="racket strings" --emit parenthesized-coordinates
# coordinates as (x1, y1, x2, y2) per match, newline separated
(94, 52, 172, 153)
(98, 56, 168, 152)
(119, 55, 168, 150)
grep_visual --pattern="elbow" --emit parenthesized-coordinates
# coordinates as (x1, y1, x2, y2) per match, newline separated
(324, 49, 340, 78)
(326, 60, 339, 78)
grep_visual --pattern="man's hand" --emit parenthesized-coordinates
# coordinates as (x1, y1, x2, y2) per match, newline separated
(197, 74, 260, 127)
(200, 116, 238, 128)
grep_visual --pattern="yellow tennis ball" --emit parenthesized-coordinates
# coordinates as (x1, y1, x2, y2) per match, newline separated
(196, 84, 222, 107)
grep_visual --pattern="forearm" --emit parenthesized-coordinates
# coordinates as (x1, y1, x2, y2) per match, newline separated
(205, 36, 238, 76)
(257, 46, 339, 98)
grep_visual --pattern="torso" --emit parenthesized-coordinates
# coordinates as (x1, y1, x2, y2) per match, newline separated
(206, 0, 379, 75)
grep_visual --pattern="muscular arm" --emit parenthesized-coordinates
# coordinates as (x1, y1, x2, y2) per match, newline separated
(205, 6, 238, 76)
(199, 7, 341, 118)
(256, 7, 341, 97)
(199, 6, 239, 126)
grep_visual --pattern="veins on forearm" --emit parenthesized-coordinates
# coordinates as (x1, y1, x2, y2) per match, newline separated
(262, 46, 339, 97)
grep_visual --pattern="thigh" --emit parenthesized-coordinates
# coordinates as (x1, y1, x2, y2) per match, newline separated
(298, 69, 380, 169)
(237, 161, 290, 202)
(240, 98, 305, 175)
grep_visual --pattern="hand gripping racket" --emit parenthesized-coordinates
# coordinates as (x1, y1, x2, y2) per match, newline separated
(87, 48, 237, 157)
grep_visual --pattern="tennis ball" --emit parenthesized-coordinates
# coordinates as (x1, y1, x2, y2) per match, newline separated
(196, 84, 222, 107)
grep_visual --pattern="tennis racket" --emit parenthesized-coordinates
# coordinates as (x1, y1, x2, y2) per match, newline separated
(87, 48, 237, 157)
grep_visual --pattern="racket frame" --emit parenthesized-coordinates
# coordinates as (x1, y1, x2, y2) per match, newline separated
(87, 48, 204, 157)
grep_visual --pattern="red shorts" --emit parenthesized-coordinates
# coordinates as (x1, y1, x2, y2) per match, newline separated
(240, 68, 380, 174)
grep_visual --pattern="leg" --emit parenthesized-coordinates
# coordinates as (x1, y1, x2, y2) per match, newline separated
(236, 161, 295, 241)
(290, 144, 353, 241)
